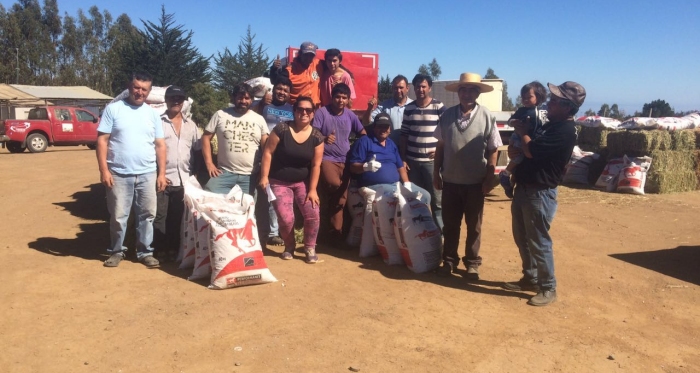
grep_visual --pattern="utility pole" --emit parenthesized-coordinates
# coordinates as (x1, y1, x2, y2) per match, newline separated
(15, 48, 19, 84)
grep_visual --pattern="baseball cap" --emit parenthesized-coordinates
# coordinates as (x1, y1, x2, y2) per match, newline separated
(300, 41, 317, 55)
(373, 113, 392, 127)
(165, 85, 186, 98)
(548, 81, 586, 107)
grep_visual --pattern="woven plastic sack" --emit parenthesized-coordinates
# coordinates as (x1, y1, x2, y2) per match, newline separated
(394, 182, 441, 273)
(358, 187, 378, 257)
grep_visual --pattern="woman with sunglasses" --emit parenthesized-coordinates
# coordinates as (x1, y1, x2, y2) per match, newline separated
(259, 96, 325, 263)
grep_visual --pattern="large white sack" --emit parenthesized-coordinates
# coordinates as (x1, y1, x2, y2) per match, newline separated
(178, 202, 197, 269)
(655, 117, 693, 130)
(345, 186, 364, 247)
(372, 184, 403, 266)
(245, 77, 273, 99)
(358, 187, 378, 257)
(682, 113, 700, 127)
(619, 117, 658, 130)
(576, 116, 621, 129)
(188, 213, 212, 281)
(616, 155, 652, 195)
(595, 158, 626, 189)
(394, 182, 441, 273)
(200, 185, 277, 289)
(563, 146, 599, 185)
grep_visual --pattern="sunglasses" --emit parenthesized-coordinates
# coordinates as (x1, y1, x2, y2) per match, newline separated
(295, 107, 314, 114)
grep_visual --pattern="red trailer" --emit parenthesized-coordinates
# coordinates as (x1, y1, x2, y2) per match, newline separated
(286, 47, 379, 111)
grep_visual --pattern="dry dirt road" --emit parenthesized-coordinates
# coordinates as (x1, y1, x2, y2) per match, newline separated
(1, 146, 699, 373)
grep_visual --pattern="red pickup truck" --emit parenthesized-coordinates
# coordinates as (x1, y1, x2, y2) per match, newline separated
(0, 106, 100, 153)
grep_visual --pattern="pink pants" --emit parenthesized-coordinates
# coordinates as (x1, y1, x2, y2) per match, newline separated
(270, 179, 320, 251)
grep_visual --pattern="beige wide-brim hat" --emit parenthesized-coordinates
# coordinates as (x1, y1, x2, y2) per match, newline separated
(445, 72, 494, 93)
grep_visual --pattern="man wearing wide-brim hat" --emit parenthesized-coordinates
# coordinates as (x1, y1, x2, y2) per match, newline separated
(502, 81, 585, 307)
(433, 72, 502, 280)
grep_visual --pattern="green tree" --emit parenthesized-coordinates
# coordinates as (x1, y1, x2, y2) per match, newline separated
(597, 103, 610, 117)
(105, 13, 145, 95)
(584, 108, 596, 117)
(417, 58, 441, 80)
(189, 82, 229, 127)
(139, 6, 210, 92)
(377, 74, 391, 102)
(212, 26, 269, 93)
(641, 99, 674, 117)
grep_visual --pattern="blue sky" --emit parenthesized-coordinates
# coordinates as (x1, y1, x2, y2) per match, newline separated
(4, 0, 699, 114)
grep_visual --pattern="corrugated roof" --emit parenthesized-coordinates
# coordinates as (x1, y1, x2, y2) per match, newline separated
(0, 84, 38, 101)
(11, 84, 112, 100)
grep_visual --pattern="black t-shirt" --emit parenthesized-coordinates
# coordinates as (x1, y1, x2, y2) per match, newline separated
(513, 119, 577, 188)
(269, 122, 323, 182)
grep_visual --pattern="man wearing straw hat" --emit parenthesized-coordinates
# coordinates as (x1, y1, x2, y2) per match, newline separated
(502, 81, 585, 306)
(433, 73, 501, 280)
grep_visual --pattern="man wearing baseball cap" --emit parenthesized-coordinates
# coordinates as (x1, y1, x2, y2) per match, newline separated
(348, 113, 409, 189)
(502, 81, 586, 306)
(270, 41, 324, 107)
(153, 85, 201, 261)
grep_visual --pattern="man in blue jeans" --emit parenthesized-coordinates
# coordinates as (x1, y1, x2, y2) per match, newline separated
(97, 71, 167, 268)
(202, 83, 269, 195)
(502, 81, 586, 306)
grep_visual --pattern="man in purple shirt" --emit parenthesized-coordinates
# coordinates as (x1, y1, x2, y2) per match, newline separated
(312, 83, 366, 243)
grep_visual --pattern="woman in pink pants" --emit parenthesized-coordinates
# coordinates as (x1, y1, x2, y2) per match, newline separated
(259, 96, 324, 263)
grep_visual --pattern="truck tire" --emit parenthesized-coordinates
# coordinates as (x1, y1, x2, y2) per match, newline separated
(87, 144, 97, 150)
(26, 133, 48, 153)
(6, 141, 25, 153)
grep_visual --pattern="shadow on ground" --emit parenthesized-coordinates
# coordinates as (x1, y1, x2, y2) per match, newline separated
(28, 184, 111, 262)
(610, 245, 700, 286)
(317, 244, 531, 300)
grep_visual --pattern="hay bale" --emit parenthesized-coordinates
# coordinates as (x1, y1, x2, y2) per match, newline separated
(670, 130, 696, 151)
(695, 150, 700, 188)
(695, 130, 700, 149)
(607, 130, 672, 157)
(645, 170, 698, 194)
(577, 126, 613, 152)
(648, 150, 695, 173)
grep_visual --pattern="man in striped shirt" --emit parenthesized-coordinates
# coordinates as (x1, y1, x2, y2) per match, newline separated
(400, 74, 446, 230)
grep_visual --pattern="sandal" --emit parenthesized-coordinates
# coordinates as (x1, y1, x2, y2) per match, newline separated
(304, 248, 319, 264)
(280, 251, 294, 260)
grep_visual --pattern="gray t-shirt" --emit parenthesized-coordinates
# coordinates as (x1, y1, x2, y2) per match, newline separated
(205, 108, 269, 175)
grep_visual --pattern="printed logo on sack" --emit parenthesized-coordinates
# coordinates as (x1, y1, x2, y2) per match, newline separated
(409, 202, 424, 210)
(227, 274, 262, 285)
(244, 257, 255, 267)
(214, 219, 258, 253)
(415, 229, 439, 241)
(351, 201, 363, 209)
(412, 214, 432, 224)
(386, 200, 398, 208)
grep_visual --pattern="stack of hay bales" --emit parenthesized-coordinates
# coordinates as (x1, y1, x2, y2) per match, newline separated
(575, 125, 614, 184)
(606, 129, 698, 193)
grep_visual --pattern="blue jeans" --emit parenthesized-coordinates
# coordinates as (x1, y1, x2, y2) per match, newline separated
(511, 184, 558, 290)
(407, 159, 442, 231)
(106, 172, 157, 259)
(204, 169, 252, 195)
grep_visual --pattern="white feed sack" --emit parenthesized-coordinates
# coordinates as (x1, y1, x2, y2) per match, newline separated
(371, 184, 403, 266)
(358, 187, 378, 257)
(563, 146, 599, 185)
(616, 155, 652, 195)
(188, 213, 212, 281)
(346, 186, 364, 247)
(576, 116, 621, 129)
(200, 186, 277, 289)
(178, 202, 197, 269)
(394, 182, 441, 273)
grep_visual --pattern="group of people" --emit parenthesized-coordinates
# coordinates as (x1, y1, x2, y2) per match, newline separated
(96, 41, 586, 307)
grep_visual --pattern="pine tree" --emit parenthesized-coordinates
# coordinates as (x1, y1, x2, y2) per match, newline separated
(212, 26, 269, 93)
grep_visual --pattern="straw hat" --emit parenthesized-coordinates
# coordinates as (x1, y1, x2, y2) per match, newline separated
(445, 72, 494, 93)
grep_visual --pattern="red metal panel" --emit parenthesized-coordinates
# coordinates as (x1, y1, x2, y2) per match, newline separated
(288, 47, 379, 109)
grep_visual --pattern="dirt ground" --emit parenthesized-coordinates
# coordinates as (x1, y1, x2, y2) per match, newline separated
(1, 146, 699, 373)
